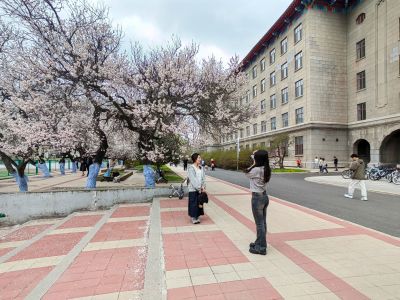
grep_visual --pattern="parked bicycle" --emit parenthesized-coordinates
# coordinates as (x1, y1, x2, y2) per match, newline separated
(341, 166, 370, 180)
(368, 166, 396, 181)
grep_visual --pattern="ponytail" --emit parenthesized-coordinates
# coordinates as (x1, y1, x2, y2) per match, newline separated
(264, 154, 271, 183)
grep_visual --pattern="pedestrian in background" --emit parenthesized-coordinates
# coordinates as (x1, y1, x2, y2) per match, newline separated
(59, 157, 66, 175)
(314, 157, 319, 169)
(334, 156, 338, 171)
(86, 156, 93, 177)
(321, 158, 328, 173)
(245, 150, 271, 255)
(319, 157, 323, 173)
(183, 157, 188, 171)
(187, 153, 206, 224)
(345, 154, 368, 201)
(80, 157, 87, 176)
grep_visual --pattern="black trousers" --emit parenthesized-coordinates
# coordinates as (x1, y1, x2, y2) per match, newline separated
(188, 191, 204, 218)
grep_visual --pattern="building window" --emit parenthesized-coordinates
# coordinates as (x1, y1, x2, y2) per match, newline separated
(356, 13, 366, 25)
(240, 129, 244, 138)
(253, 123, 258, 135)
(357, 102, 366, 121)
(295, 107, 304, 124)
(252, 66, 257, 79)
(246, 126, 250, 136)
(260, 99, 266, 112)
(260, 58, 266, 72)
(252, 143, 257, 149)
(281, 87, 289, 104)
(261, 78, 266, 93)
(294, 24, 302, 43)
(234, 132, 238, 140)
(246, 144, 250, 149)
(281, 37, 288, 55)
(271, 117, 276, 130)
(270, 71, 276, 87)
(295, 51, 303, 71)
(356, 39, 365, 60)
(282, 112, 289, 128)
(261, 121, 267, 133)
(357, 71, 366, 90)
(270, 48, 276, 64)
(253, 85, 257, 98)
(246, 90, 251, 103)
(295, 136, 303, 155)
(281, 62, 288, 80)
(295, 79, 304, 97)
(270, 94, 276, 109)
(260, 142, 266, 148)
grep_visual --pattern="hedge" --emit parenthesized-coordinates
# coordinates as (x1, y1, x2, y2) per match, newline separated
(200, 149, 254, 171)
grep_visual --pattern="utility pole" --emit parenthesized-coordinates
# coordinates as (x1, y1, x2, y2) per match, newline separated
(236, 135, 240, 171)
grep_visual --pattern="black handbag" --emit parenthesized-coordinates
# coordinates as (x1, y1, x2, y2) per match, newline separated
(198, 192, 209, 205)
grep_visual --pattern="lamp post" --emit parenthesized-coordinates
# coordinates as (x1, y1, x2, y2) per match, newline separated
(236, 135, 240, 171)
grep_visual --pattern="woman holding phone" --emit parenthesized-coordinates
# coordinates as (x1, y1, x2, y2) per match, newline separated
(245, 150, 271, 255)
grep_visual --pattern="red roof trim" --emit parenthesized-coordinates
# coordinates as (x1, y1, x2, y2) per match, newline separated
(240, 0, 303, 70)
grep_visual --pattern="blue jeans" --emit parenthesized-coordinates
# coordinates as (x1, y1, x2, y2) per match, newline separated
(251, 192, 269, 251)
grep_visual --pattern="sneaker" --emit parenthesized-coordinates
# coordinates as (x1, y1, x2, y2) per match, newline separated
(249, 248, 266, 255)
(361, 197, 368, 201)
(344, 194, 353, 199)
(195, 218, 201, 224)
(191, 218, 197, 224)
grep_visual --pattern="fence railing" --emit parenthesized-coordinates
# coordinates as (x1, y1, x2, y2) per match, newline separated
(0, 159, 108, 178)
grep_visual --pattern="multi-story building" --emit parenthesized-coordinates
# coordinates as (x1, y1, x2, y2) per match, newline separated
(214, 0, 400, 167)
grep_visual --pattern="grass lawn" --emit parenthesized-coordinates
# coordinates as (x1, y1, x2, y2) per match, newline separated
(134, 164, 182, 183)
(272, 168, 307, 173)
(0, 169, 37, 179)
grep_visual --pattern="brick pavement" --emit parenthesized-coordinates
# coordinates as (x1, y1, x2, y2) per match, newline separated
(0, 167, 398, 299)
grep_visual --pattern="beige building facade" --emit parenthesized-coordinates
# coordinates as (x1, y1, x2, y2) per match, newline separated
(211, 0, 400, 168)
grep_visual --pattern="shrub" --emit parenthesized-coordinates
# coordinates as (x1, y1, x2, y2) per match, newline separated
(201, 149, 253, 170)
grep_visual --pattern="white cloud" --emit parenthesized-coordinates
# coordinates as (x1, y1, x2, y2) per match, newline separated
(117, 15, 163, 45)
(197, 43, 233, 64)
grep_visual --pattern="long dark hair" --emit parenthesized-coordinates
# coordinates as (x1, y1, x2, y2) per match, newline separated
(249, 150, 271, 183)
(191, 153, 200, 163)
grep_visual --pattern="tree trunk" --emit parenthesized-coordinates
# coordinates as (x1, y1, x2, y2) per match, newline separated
(38, 162, 51, 177)
(0, 151, 31, 192)
(66, 153, 78, 173)
(85, 108, 108, 189)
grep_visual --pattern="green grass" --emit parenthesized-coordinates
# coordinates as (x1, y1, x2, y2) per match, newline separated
(134, 164, 182, 183)
(272, 168, 306, 173)
(0, 169, 37, 179)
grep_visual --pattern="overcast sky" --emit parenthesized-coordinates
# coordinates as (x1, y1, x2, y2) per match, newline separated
(90, 0, 293, 63)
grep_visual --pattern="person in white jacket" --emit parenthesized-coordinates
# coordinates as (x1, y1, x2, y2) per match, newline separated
(187, 153, 206, 224)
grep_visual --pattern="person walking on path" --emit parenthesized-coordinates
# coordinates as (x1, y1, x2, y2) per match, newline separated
(318, 157, 323, 173)
(59, 157, 66, 175)
(345, 154, 368, 201)
(321, 158, 328, 173)
(187, 153, 206, 224)
(245, 150, 271, 256)
(80, 157, 87, 176)
(86, 156, 93, 177)
(183, 157, 188, 171)
(314, 156, 319, 169)
(334, 156, 339, 171)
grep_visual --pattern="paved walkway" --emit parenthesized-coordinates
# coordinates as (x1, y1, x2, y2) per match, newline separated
(305, 175, 400, 196)
(0, 171, 146, 193)
(0, 167, 399, 299)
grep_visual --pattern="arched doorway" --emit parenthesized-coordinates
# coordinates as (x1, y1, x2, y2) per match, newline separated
(380, 130, 400, 164)
(353, 139, 370, 164)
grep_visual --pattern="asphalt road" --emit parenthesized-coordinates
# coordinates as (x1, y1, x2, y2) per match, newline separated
(207, 168, 400, 237)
